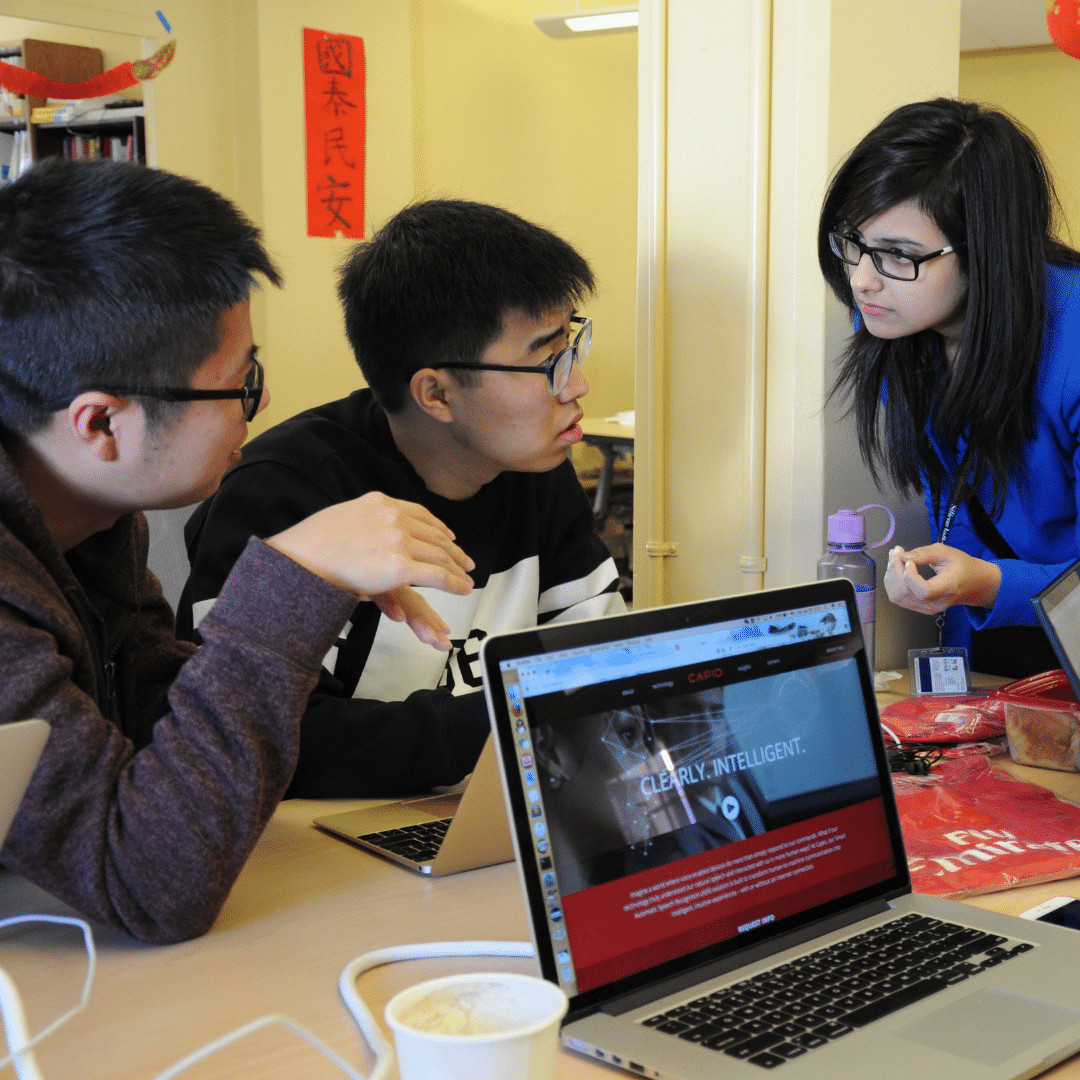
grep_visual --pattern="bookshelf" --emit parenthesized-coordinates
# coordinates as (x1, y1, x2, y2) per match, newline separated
(35, 106, 145, 163)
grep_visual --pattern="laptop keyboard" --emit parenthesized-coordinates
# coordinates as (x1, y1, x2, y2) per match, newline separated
(641, 912, 1034, 1069)
(356, 819, 452, 863)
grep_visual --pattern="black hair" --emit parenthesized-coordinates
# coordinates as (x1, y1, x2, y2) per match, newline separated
(818, 97, 1080, 513)
(0, 158, 281, 434)
(337, 199, 594, 412)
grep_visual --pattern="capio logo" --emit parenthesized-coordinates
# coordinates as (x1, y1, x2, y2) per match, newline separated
(688, 666, 723, 684)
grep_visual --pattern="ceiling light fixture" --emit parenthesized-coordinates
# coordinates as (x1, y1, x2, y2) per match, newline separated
(534, 5, 639, 39)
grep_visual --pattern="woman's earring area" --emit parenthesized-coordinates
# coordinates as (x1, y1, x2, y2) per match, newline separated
(547, 765, 569, 791)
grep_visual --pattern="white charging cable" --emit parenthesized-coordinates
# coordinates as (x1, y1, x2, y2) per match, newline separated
(0, 915, 533, 1080)
(0, 915, 96, 1080)
(150, 939, 535, 1080)
(151, 1013, 370, 1080)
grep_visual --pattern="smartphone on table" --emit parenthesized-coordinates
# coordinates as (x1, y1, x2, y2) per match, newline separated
(1021, 896, 1080, 929)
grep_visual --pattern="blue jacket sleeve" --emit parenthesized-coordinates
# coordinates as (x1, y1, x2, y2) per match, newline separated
(933, 265, 1080, 633)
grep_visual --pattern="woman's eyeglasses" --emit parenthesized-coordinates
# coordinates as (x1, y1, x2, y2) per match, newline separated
(829, 232, 955, 281)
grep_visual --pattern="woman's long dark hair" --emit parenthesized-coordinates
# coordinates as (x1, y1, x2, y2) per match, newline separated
(819, 98, 1080, 515)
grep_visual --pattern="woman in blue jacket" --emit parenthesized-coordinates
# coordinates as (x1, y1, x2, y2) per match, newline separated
(818, 98, 1080, 678)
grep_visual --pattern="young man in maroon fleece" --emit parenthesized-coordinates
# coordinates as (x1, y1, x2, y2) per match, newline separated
(0, 158, 473, 942)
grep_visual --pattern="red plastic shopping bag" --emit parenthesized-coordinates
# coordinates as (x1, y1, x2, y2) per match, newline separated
(895, 755, 1080, 897)
(879, 692, 1006, 745)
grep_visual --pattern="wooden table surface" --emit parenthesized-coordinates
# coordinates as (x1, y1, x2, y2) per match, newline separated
(579, 418, 635, 443)
(4, 692, 1080, 1079)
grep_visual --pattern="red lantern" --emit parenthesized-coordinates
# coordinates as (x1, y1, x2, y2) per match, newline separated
(1047, 0, 1080, 59)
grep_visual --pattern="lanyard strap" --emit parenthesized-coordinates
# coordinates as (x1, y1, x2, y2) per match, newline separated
(935, 442, 975, 646)
(938, 442, 975, 547)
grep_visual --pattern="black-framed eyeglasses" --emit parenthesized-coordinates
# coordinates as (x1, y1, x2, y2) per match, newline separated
(829, 232, 955, 281)
(44, 352, 265, 422)
(433, 315, 592, 396)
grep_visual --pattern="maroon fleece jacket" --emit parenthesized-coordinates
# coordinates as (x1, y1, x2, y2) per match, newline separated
(0, 445, 356, 942)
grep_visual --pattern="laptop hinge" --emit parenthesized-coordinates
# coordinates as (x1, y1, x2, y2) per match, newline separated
(598, 896, 895, 1018)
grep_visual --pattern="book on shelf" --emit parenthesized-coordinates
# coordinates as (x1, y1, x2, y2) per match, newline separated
(62, 133, 134, 162)
(0, 130, 30, 182)
(31, 100, 144, 126)
(31, 103, 90, 124)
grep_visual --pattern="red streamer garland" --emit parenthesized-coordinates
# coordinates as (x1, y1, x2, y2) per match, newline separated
(0, 41, 176, 101)
(0, 60, 139, 99)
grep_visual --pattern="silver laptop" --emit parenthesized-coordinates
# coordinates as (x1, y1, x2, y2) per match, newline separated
(480, 579, 1080, 1080)
(313, 735, 513, 875)
(0, 719, 49, 845)
(1032, 556, 1080, 695)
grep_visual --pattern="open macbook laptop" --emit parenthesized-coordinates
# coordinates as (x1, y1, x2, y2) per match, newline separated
(481, 579, 1080, 1080)
(313, 735, 514, 875)
(0, 719, 49, 846)
(1032, 556, 1080, 696)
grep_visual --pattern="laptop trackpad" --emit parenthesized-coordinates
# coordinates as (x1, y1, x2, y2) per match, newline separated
(897, 988, 1080, 1066)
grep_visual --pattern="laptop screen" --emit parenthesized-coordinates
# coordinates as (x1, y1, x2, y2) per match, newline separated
(485, 585, 905, 1003)
(1033, 557, 1080, 697)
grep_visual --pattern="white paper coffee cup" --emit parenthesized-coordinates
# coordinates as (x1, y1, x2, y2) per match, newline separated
(385, 971, 568, 1080)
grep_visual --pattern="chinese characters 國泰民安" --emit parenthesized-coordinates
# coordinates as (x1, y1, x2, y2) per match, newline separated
(316, 36, 358, 231)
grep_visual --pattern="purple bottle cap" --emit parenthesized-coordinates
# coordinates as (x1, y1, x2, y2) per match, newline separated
(826, 504, 896, 549)
(827, 509, 864, 546)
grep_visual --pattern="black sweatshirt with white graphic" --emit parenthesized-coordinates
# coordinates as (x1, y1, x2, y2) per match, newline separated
(178, 389, 624, 797)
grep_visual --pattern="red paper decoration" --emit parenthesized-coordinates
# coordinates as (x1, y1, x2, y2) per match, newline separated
(0, 41, 175, 100)
(1047, 0, 1080, 60)
(303, 28, 366, 239)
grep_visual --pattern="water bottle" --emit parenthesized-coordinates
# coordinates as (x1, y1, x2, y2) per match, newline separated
(817, 504, 895, 670)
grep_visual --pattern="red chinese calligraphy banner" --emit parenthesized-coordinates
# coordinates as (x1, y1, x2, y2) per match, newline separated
(303, 28, 366, 238)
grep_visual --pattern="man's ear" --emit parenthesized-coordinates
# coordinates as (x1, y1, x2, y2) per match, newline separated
(65, 392, 132, 463)
(408, 368, 459, 425)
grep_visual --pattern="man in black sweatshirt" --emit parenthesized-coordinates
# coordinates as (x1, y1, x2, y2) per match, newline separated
(180, 200, 625, 798)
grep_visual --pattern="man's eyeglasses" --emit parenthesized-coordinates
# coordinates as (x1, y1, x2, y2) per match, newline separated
(44, 353, 265, 422)
(829, 232, 955, 281)
(433, 316, 592, 396)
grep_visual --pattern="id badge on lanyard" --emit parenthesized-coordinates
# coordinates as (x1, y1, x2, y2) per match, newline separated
(906, 443, 973, 695)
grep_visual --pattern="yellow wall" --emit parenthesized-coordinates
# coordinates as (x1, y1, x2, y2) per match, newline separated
(415, 0, 637, 426)
(250, 0, 637, 435)
(150, 4, 236, 194)
(959, 46, 1080, 244)
(250, 0, 414, 432)
(829, 1, 960, 165)
(18, 1, 638, 441)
